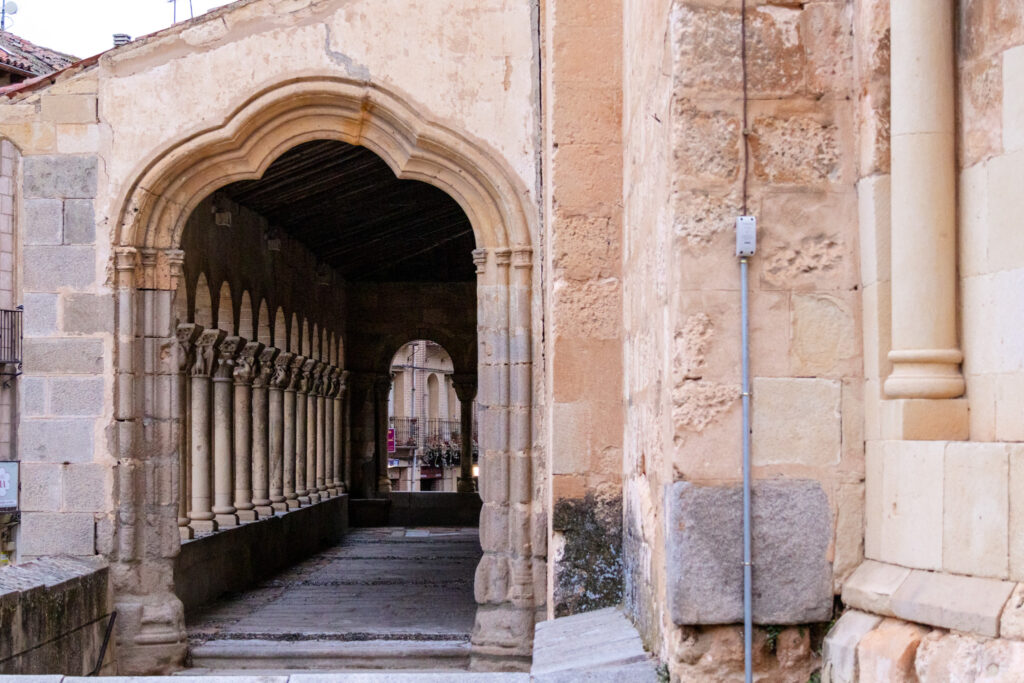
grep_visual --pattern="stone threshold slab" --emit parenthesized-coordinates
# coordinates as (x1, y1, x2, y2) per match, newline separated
(843, 559, 1017, 637)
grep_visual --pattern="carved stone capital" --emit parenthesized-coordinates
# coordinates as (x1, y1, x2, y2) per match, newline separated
(255, 347, 280, 388)
(191, 328, 226, 377)
(335, 369, 350, 399)
(288, 355, 307, 392)
(511, 246, 532, 269)
(472, 248, 488, 275)
(450, 373, 477, 402)
(115, 247, 139, 289)
(215, 335, 247, 381)
(175, 323, 202, 374)
(233, 341, 264, 385)
(271, 351, 294, 390)
(311, 361, 327, 396)
(494, 248, 512, 267)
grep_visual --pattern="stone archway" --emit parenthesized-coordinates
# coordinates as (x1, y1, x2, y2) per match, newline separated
(110, 77, 538, 672)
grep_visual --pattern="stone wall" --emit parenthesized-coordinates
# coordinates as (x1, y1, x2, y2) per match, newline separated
(541, 0, 626, 620)
(0, 555, 113, 675)
(623, 0, 861, 678)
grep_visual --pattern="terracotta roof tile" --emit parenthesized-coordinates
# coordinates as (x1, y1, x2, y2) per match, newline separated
(0, 31, 75, 77)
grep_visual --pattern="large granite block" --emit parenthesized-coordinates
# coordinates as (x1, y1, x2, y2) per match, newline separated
(667, 479, 833, 624)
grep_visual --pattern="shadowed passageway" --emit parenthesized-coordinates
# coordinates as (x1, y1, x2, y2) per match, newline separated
(186, 527, 481, 672)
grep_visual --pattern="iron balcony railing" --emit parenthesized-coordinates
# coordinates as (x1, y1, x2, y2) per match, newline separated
(0, 307, 22, 374)
(389, 416, 478, 450)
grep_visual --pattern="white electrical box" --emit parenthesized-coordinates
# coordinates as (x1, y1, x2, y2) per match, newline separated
(736, 216, 756, 257)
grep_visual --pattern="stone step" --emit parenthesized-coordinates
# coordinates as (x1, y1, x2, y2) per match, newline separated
(189, 638, 472, 671)
(531, 607, 658, 681)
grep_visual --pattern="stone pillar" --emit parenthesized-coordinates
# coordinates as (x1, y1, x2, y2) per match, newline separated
(317, 366, 329, 498)
(189, 328, 225, 533)
(212, 336, 244, 528)
(452, 374, 477, 493)
(270, 351, 293, 512)
(176, 324, 201, 540)
(883, 0, 966, 437)
(324, 367, 337, 496)
(233, 340, 263, 522)
(335, 370, 349, 493)
(374, 374, 393, 495)
(252, 346, 278, 518)
(285, 355, 305, 508)
(307, 360, 323, 504)
(295, 356, 312, 505)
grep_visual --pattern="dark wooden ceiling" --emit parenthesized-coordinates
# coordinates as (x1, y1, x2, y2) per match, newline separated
(222, 140, 476, 282)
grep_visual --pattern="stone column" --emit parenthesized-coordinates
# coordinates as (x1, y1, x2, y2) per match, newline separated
(295, 356, 312, 505)
(285, 355, 305, 508)
(451, 374, 477, 493)
(189, 328, 225, 533)
(316, 364, 329, 499)
(270, 351, 293, 512)
(324, 367, 337, 496)
(252, 346, 278, 517)
(176, 324, 201, 540)
(212, 336, 244, 528)
(374, 374, 393, 495)
(233, 340, 263, 522)
(884, 0, 966, 436)
(306, 360, 323, 504)
(334, 370, 349, 493)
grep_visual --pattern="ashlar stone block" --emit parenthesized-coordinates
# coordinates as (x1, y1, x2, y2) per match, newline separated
(49, 377, 104, 416)
(23, 292, 58, 336)
(61, 292, 115, 335)
(18, 511, 95, 556)
(821, 610, 882, 683)
(856, 618, 929, 683)
(22, 246, 95, 291)
(890, 569, 1015, 637)
(1009, 445, 1024, 581)
(751, 377, 840, 467)
(999, 583, 1024, 641)
(22, 198, 62, 245)
(879, 440, 944, 571)
(666, 478, 832, 625)
(23, 338, 103, 374)
(841, 560, 911, 618)
(62, 199, 95, 244)
(943, 442, 1009, 579)
(1003, 45, 1024, 153)
(23, 155, 97, 199)
(19, 418, 95, 463)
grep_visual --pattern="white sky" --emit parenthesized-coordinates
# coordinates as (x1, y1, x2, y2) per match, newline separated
(5, 0, 235, 60)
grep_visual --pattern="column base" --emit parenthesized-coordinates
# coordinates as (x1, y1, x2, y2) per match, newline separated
(298, 495, 311, 505)
(286, 499, 301, 509)
(309, 493, 321, 504)
(236, 509, 258, 522)
(377, 476, 393, 494)
(179, 525, 194, 541)
(881, 398, 968, 440)
(457, 477, 477, 493)
(326, 487, 338, 496)
(190, 519, 218, 533)
(215, 513, 239, 527)
(255, 505, 274, 517)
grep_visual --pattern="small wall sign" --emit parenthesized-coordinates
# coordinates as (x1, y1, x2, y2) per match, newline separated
(0, 461, 18, 511)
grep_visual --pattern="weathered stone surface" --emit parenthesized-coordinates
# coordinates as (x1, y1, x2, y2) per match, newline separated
(790, 294, 858, 376)
(890, 569, 1015, 637)
(23, 292, 58, 336)
(19, 419, 95, 463)
(857, 618, 928, 683)
(551, 492, 623, 618)
(17, 512, 95, 556)
(943, 442, 1009, 579)
(48, 378, 104, 416)
(822, 610, 882, 683)
(673, 101, 741, 183)
(61, 293, 114, 335)
(998, 583, 1024, 641)
(23, 156, 97, 199)
(532, 606, 655, 678)
(913, 630, 985, 682)
(22, 246, 95, 291)
(23, 338, 104, 374)
(667, 479, 832, 624)
(22, 198, 62, 246)
(841, 560, 911, 618)
(62, 199, 95, 244)
(749, 115, 841, 186)
(751, 378, 841, 467)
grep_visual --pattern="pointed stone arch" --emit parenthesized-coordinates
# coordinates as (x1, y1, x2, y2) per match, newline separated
(273, 307, 287, 350)
(115, 76, 537, 670)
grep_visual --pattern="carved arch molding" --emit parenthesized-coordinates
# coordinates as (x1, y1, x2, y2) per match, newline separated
(111, 77, 539, 671)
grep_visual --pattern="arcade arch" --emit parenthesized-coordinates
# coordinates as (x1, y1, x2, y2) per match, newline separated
(111, 79, 538, 671)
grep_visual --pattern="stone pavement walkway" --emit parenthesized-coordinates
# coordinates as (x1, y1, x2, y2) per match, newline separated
(185, 527, 482, 672)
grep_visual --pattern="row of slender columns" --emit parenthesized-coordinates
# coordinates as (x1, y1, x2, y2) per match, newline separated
(177, 324, 349, 537)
